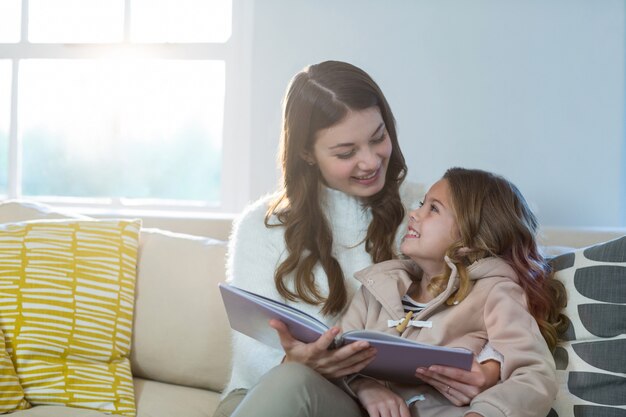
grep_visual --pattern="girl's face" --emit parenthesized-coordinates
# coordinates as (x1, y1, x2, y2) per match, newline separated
(308, 106, 392, 198)
(401, 179, 461, 270)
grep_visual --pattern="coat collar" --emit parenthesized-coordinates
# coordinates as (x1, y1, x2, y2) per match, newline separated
(353, 257, 518, 320)
(354, 259, 418, 319)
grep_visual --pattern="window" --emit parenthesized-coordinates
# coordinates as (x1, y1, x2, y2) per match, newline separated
(0, 0, 251, 213)
(0, 61, 10, 194)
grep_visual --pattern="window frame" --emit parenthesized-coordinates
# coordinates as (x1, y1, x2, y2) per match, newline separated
(0, 0, 253, 215)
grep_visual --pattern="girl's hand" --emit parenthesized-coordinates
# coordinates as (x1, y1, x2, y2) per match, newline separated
(270, 319, 377, 379)
(415, 359, 500, 406)
(351, 378, 411, 417)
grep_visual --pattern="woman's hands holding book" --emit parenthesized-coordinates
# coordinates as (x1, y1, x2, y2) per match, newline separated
(415, 358, 500, 406)
(270, 319, 377, 378)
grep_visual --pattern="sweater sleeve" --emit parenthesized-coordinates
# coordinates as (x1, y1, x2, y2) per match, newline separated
(227, 196, 282, 295)
(468, 281, 557, 417)
(223, 196, 288, 392)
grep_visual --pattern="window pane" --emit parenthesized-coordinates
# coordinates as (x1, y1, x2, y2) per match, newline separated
(131, 0, 231, 43)
(19, 59, 224, 203)
(29, 0, 124, 43)
(0, 61, 10, 194)
(0, 0, 21, 43)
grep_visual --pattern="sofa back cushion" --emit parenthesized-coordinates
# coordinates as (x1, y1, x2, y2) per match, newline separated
(130, 228, 231, 392)
(0, 201, 90, 223)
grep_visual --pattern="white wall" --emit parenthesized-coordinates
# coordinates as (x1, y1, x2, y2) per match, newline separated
(245, 0, 625, 228)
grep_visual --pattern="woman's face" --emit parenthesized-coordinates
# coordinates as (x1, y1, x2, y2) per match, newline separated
(308, 106, 392, 198)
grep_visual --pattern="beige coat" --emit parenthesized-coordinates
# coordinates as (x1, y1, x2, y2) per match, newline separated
(339, 257, 557, 417)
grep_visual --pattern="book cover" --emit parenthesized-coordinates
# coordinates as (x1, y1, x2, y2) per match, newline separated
(219, 283, 473, 384)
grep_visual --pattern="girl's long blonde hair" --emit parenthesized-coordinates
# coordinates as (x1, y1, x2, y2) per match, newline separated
(266, 61, 407, 316)
(428, 168, 568, 351)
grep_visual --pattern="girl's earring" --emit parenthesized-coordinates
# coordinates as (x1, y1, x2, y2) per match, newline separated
(307, 160, 315, 166)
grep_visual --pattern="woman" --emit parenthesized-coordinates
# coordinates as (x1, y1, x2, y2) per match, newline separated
(214, 61, 499, 417)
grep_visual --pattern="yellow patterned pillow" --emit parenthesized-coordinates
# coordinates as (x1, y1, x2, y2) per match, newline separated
(0, 219, 141, 416)
(0, 327, 29, 413)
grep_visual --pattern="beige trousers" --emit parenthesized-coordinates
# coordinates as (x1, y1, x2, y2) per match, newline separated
(213, 363, 364, 417)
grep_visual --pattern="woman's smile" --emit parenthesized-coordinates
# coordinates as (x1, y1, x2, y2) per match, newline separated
(352, 165, 382, 185)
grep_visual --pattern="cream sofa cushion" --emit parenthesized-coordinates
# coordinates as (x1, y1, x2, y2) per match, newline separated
(3, 406, 109, 416)
(133, 378, 220, 417)
(130, 228, 231, 392)
(0, 201, 89, 223)
(6, 378, 221, 417)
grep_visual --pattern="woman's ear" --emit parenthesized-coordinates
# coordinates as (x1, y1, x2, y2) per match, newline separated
(300, 151, 316, 166)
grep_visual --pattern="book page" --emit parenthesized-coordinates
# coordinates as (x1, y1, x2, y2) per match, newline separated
(220, 283, 329, 350)
(341, 330, 473, 384)
(344, 330, 469, 352)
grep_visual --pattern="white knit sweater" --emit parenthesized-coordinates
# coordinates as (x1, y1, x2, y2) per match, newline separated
(223, 183, 423, 393)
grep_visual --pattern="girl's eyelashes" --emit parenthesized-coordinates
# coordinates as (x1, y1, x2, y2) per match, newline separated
(417, 200, 438, 213)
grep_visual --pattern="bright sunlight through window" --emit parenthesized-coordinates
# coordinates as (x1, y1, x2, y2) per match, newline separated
(1, 0, 235, 210)
(0, 0, 21, 43)
(0, 61, 10, 194)
(29, 0, 126, 43)
(131, 0, 232, 42)
(19, 60, 225, 202)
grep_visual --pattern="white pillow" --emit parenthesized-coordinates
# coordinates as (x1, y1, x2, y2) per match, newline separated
(0, 218, 141, 415)
(550, 236, 626, 417)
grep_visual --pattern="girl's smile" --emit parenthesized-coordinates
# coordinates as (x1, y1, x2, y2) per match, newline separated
(404, 226, 420, 239)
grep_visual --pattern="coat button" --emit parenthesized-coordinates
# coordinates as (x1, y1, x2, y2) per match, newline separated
(366, 279, 374, 285)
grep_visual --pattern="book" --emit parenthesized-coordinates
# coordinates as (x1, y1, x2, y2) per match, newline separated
(219, 283, 473, 384)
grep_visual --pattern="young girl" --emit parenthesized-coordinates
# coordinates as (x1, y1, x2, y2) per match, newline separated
(338, 167, 568, 417)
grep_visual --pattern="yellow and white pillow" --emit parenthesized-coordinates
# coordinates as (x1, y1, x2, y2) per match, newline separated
(0, 219, 141, 416)
(0, 327, 29, 414)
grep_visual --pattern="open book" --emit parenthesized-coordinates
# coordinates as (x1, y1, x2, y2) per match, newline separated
(219, 283, 473, 384)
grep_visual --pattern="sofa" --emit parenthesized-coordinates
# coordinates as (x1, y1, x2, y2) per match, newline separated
(0, 200, 624, 417)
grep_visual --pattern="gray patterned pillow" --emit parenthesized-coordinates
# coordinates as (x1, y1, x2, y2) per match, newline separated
(548, 236, 626, 417)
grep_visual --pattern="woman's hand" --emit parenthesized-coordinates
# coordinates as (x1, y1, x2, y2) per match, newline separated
(351, 378, 411, 417)
(415, 359, 500, 406)
(270, 319, 377, 379)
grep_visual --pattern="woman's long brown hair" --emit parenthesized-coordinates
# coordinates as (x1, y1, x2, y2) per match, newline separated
(265, 61, 407, 316)
(428, 168, 568, 351)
